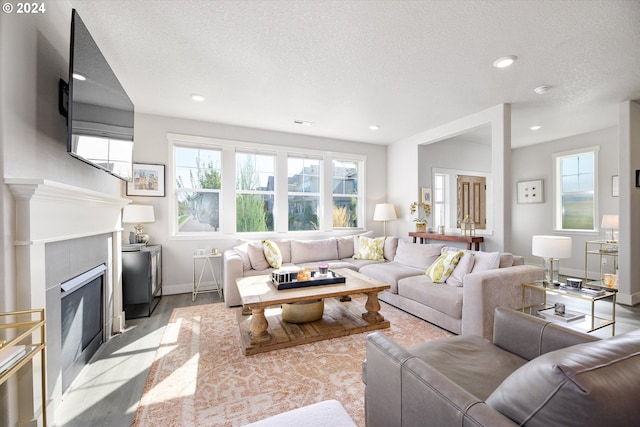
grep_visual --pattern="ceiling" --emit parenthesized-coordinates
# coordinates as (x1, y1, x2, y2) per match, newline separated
(69, 0, 640, 148)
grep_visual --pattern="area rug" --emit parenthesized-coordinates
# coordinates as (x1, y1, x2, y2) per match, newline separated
(132, 296, 451, 427)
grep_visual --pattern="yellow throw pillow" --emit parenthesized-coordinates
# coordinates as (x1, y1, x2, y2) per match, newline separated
(425, 250, 464, 283)
(262, 240, 282, 269)
(353, 236, 385, 261)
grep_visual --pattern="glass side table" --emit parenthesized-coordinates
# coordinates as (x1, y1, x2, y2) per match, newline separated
(193, 252, 222, 301)
(521, 280, 617, 335)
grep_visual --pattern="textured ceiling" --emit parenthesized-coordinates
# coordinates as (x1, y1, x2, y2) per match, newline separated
(68, 0, 640, 147)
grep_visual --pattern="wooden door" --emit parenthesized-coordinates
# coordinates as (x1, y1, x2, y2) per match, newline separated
(457, 175, 486, 230)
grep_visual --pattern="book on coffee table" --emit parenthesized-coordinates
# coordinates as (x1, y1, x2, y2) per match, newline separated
(538, 307, 585, 323)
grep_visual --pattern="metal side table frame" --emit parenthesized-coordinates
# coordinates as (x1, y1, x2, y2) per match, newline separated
(193, 252, 222, 301)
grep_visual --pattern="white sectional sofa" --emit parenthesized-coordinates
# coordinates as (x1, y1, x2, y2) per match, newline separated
(223, 234, 544, 340)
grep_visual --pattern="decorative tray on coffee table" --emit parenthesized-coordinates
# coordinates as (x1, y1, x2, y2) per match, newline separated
(271, 270, 346, 290)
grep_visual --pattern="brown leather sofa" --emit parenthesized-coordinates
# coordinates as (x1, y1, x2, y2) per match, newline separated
(363, 308, 640, 426)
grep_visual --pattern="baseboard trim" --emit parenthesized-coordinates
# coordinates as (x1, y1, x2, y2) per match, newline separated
(163, 281, 219, 296)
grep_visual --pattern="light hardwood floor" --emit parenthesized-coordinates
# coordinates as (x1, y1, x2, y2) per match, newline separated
(54, 290, 640, 426)
(55, 292, 222, 427)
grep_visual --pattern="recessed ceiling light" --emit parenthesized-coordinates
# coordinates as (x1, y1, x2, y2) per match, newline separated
(492, 55, 517, 69)
(369, 124, 381, 131)
(72, 73, 86, 81)
(191, 94, 205, 102)
(293, 120, 314, 126)
(534, 85, 550, 95)
(530, 125, 542, 131)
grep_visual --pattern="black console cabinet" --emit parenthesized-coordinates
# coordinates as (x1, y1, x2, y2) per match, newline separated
(122, 245, 162, 318)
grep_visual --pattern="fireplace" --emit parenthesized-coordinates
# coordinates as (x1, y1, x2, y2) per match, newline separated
(60, 264, 106, 392)
(7, 178, 129, 423)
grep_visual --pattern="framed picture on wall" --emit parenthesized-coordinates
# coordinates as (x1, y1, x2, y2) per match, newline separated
(126, 163, 165, 197)
(421, 187, 432, 204)
(517, 179, 543, 204)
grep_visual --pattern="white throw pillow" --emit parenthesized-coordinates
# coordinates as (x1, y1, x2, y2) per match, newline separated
(445, 250, 475, 287)
(471, 251, 501, 273)
(247, 241, 270, 271)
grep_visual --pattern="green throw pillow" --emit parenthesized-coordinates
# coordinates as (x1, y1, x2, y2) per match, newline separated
(354, 236, 385, 261)
(262, 240, 282, 269)
(425, 250, 464, 283)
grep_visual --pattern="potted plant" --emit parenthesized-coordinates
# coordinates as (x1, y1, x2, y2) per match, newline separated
(410, 201, 431, 232)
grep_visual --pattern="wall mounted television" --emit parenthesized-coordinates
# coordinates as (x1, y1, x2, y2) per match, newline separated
(65, 9, 134, 181)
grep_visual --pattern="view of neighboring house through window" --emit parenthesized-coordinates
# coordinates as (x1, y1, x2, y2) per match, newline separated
(175, 145, 222, 232)
(288, 156, 321, 230)
(555, 147, 598, 230)
(236, 151, 275, 232)
(332, 159, 360, 228)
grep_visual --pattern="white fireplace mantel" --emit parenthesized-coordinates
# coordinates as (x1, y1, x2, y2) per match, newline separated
(6, 178, 130, 425)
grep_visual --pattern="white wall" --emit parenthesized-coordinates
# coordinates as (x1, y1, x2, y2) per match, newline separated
(511, 127, 619, 275)
(130, 112, 388, 294)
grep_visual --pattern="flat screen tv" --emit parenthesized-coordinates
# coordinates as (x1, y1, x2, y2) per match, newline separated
(66, 9, 134, 181)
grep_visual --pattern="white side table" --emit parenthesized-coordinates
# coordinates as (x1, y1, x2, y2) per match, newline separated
(192, 252, 222, 301)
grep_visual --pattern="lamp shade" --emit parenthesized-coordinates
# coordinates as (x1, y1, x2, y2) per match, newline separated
(122, 204, 155, 224)
(373, 203, 397, 221)
(532, 235, 572, 259)
(601, 214, 619, 229)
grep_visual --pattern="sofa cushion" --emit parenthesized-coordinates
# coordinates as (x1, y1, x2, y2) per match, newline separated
(408, 335, 528, 400)
(498, 252, 514, 268)
(354, 236, 385, 260)
(291, 238, 339, 264)
(247, 241, 270, 271)
(262, 240, 282, 269)
(233, 242, 253, 271)
(486, 330, 640, 427)
(397, 276, 463, 319)
(275, 240, 292, 264)
(471, 251, 500, 272)
(445, 249, 474, 287)
(383, 236, 399, 261)
(425, 250, 464, 283)
(393, 240, 445, 270)
(359, 262, 424, 294)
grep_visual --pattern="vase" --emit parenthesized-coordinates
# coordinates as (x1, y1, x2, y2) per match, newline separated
(415, 222, 427, 233)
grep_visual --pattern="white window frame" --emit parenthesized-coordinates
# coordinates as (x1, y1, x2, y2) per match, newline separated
(167, 133, 366, 238)
(553, 146, 599, 232)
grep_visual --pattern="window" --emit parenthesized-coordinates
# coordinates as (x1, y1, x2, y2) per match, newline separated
(169, 133, 364, 236)
(554, 147, 598, 231)
(174, 146, 222, 232)
(288, 157, 321, 230)
(332, 159, 360, 228)
(236, 152, 275, 232)
(433, 173, 446, 228)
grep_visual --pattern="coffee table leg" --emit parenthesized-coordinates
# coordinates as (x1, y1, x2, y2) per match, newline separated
(362, 291, 385, 323)
(249, 307, 271, 344)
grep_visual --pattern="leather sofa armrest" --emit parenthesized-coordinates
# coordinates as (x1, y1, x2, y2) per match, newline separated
(364, 332, 414, 427)
(223, 249, 244, 307)
(493, 307, 599, 360)
(461, 265, 545, 340)
(401, 358, 517, 427)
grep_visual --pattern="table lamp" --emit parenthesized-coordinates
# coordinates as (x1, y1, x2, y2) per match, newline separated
(122, 204, 155, 244)
(601, 214, 619, 242)
(373, 203, 397, 237)
(532, 235, 572, 284)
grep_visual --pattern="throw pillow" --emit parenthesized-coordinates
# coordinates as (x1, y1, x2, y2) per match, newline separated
(425, 250, 464, 283)
(393, 240, 445, 270)
(353, 236, 385, 260)
(247, 241, 270, 271)
(262, 240, 282, 269)
(471, 251, 501, 273)
(445, 250, 475, 287)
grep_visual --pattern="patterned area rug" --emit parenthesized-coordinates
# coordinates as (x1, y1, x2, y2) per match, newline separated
(132, 296, 450, 427)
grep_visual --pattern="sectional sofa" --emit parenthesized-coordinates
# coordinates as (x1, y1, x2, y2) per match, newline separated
(223, 234, 544, 340)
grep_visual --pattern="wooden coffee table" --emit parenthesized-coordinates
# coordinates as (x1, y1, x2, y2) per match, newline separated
(236, 268, 391, 355)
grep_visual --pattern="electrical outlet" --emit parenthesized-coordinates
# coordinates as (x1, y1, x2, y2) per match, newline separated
(602, 258, 608, 266)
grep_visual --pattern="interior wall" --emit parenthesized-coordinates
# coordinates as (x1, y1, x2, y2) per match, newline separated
(511, 126, 619, 276)
(130, 112, 388, 294)
(387, 104, 510, 251)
